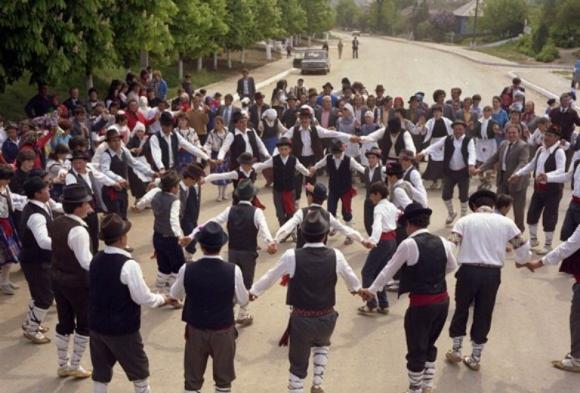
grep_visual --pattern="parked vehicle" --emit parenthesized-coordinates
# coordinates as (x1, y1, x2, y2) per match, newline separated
(300, 49, 330, 75)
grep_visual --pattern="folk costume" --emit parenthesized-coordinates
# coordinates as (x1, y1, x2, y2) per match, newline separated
(217, 114, 270, 171)
(251, 211, 362, 393)
(362, 148, 385, 236)
(49, 184, 94, 378)
(204, 126, 231, 201)
(402, 159, 428, 208)
(367, 204, 457, 393)
(447, 191, 531, 371)
(0, 175, 23, 295)
(170, 222, 249, 393)
(360, 117, 416, 164)
(421, 115, 453, 187)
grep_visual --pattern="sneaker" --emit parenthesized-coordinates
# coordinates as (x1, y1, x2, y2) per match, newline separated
(445, 350, 462, 364)
(530, 239, 540, 248)
(60, 365, 93, 379)
(23, 331, 51, 344)
(422, 388, 433, 393)
(311, 386, 325, 393)
(445, 213, 457, 226)
(1, 283, 15, 295)
(22, 323, 49, 334)
(463, 356, 481, 371)
(536, 246, 552, 256)
(343, 237, 353, 246)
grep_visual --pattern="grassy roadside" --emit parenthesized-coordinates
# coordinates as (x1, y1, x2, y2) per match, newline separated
(474, 41, 533, 63)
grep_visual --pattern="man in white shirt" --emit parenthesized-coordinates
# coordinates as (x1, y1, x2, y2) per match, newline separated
(446, 190, 531, 372)
(89, 214, 175, 393)
(386, 162, 414, 211)
(360, 117, 416, 163)
(49, 184, 94, 379)
(249, 210, 361, 393)
(417, 120, 476, 226)
(399, 150, 428, 208)
(510, 126, 566, 254)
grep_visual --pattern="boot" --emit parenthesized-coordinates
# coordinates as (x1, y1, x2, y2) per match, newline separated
(446, 336, 463, 363)
(23, 306, 51, 344)
(463, 342, 484, 371)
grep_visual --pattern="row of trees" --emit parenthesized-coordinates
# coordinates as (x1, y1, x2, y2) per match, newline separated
(0, 0, 335, 93)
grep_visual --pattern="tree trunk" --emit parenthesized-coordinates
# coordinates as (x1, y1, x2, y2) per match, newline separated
(266, 39, 272, 60)
(197, 57, 203, 71)
(139, 50, 149, 69)
(308, 35, 312, 47)
(227, 50, 232, 69)
(213, 52, 218, 70)
(241, 48, 246, 64)
(85, 73, 94, 93)
(178, 57, 184, 81)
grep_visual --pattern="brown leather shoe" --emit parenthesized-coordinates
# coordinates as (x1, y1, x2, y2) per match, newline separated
(445, 350, 462, 364)
(311, 386, 325, 393)
(23, 331, 51, 344)
(463, 356, 481, 371)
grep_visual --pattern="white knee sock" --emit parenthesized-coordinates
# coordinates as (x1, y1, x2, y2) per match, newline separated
(423, 361, 436, 389)
(237, 305, 250, 319)
(407, 369, 424, 393)
(25, 306, 49, 334)
(215, 386, 231, 393)
(544, 231, 554, 246)
(133, 378, 151, 393)
(155, 272, 170, 292)
(444, 200, 454, 216)
(471, 342, 484, 362)
(94, 382, 108, 393)
(460, 202, 468, 216)
(288, 373, 304, 393)
(529, 224, 538, 240)
(70, 334, 90, 369)
(312, 346, 329, 388)
(452, 336, 463, 352)
(55, 333, 70, 368)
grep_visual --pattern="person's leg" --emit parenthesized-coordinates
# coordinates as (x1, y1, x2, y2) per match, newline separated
(526, 191, 543, 244)
(109, 332, 150, 386)
(424, 300, 449, 391)
(168, 239, 186, 286)
(288, 316, 314, 393)
(560, 205, 578, 241)
(441, 175, 456, 222)
(404, 306, 429, 392)
(448, 267, 479, 358)
(310, 311, 338, 391)
(184, 325, 210, 393)
(85, 211, 100, 253)
(53, 284, 74, 370)
(69, 287, 90, 373)
(326, 191, 339, 217)
(229, 250, 257, 322)
(273, 191, 286, 227)
(571, 283, 580, 360)
(21, 263, 53, 341)
(541, 190, 562, 249)
(210, 326, 237, 392)
(458, 173, 470, 216)
(511, 188, 527, 234)
(153, 234, 172, 292)
(90, 331, 116, 387)
(119, 190, 129, 221)
(363, 198, 374, 236)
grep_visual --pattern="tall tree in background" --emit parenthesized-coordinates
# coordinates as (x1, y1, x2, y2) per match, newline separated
(220, 0, 256, 67)
(368, 0, 396, 34)
(250, 0, 284, 59)
(335, 0, 362, 30)
(300, 0, 335, 43)
(277, 0, 307, 46)
(481, 0, 527, 38)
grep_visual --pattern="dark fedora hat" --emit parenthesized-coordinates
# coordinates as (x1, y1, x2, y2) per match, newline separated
(159, 111, 174, 126)
(234, 179, 257, 201)
(232, 111, 245, 124)
(23, 176, 48, 197)
(451, 119, 468, 128)
(195, 221, 228, 248)
(545, 126, 562, 138)
(306, 182, 328, 201)
(322, 82, 334, 90)
(237, 152, 254, 165)
(365, 147, 382, 158)
(330, 140, 344, 154)
(254, 92, 264, 100)
(301, 210, 330, 236)
(99, 213, 132, 242)
(398, 202, 432, 223)
(71, 150, 90, 162)
(387, 117, 402, 132)
(62, 184, 93, 204)
(375, 84, 385, 92)
(276, 137, 292, 147)
(105, 127, 121, 142)
(386, 162, 404, 176)
(299, 107, 312, 117)
(468, 190, 497, 212)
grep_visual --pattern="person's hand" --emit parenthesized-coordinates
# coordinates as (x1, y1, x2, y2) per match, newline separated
(362, 240, 375, 249)
(266, 241, 278, 255)
(146, 182, 157, 191)
(508, 174, 519, 183)
(216, 159, 224, 165)
(179, 236, 192, 247)
(473, 167, 481, 176)
(415, 152, 425, 161)
(308, 167, 317, 177)
(162, 294, 178, 306)
(528, 260, 545, 272)
(350, 135, 361, 143)
(359, 289, 375, 301)
(468, 166, 477, 177)
(159, 168, 167, 175)
(304, 183, 314, 193)
(536, 173, 548, 183)
(249, 292, 258, 301)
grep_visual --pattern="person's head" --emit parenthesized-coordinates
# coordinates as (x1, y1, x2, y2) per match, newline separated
(482, 105, 493, 119)
(0, 164, 14, 187)
(105, 128, 122, 151)
(74, 106, 86, 120)
(366, 95, 376, 108)
(365, 147, 381, 167)
(224, 94, 233, 106)
(536, 117, 549, 132)
(38, 83, 49, 96)
(492, 96, 502, 109)
(298, 107, 312, 128)
(512, 77, 522, 88)
(100, 213, 132, 248)
(127, 99, 139, 113)
(234, 179, 256, 202)
(297, 78, 304, 87)
(433, 89, 446, 103)
(509, 109, 521, 122)
(353, 94, 363, 107)
(463, 96, 473, 110)
(524, 100, 535, 114)
(375, 85, 385, 97)
(505, 124, 521, 143)
(496, 193, 513, 216)
(386, 162, 404, 185)
(560, 93, 572, 108)
(451, 87, 462, 101)
(16, 150, 35, 172)
(160, 170, 180, 194)
(196, 221, 228, 255)
(408, 95, 418, 108)
(368, 181, 388, 205)
(468, 190, 497, 211)
(241, 69, 249, 78)
(543, 126, 561, 147)
(182, 163, 205, 187)
(232, 111, 247, 131)
(52, 143, 70, 161)
(62, 184, 93, 218)
(320, 95, 332, 110)
(160, 112, 174, 134)
(364, 110, 375, 125)
(432, 105, 443, 119)
(71, 150, 89, 173)
(399, 149, 415, 169)
(305, 183, 327, 205)
(69, 87, 79, 99)
(322, 82, 333, 95)
(88, 87, 98, 101)
(68, 136, 89, 153)
(394, 107, 406, 120)
(393, 96, 404, 109)
(255, 91, 264, 105)
(237, 152, 254, 172)
(276, 138, 292, 157)
(115, 112, 128, 126)
(301, 210, 330, 244)
(330, 140, 345, 158)
(24, 176, 50, 202)
(5, 123, 18, 140)
(140, 69, 149, 81)
(176, 113, 189, 129)
(152, 70, 162, 81)
(451, 121, 466, 139)
(472, 94, 482, 107)
(399, 203, 432, 235)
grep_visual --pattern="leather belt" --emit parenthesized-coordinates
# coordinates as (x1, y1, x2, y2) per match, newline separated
(463, 263, 501, 269)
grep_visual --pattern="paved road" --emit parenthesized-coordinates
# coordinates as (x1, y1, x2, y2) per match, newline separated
(1, 34, 578, 393)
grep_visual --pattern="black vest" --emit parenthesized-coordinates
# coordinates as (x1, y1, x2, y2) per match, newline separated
(398, 232, 448, 296)
(364, 165, 383, 195)
(292, 125, 324, 160)
(182, 257, 235, 329)
(180, 185, 200, 230)
(474, 119, 497, 139)
(403, 166, 417, 183)
(431, 118, 448, 139)
(327, 155, 352, 195)
(273, 155, 296, 192)
(559, 249, 580, 276)
(227, 203, 258, 251)
(296, 206, 331, 249)
(379, 130, 408, 161)
(230, 130, 261, 170)
(89, 251, 141, 335)
(156, 132, 179, 171)
(533, 146, 564, 193)
(106, 150, 129, 180)
(19, 202, 52, 263)
(286, 247, 337, 310)
(49, 216, 88, 288)
(69, 169, 100, 211)
(443, 136, 471, 175)
(233, 168, 257, 190)
(261, 119, 279, 139)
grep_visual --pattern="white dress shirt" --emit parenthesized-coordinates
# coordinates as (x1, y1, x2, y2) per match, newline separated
(187, 201, 273, 244)
(279, 125, 352, 157)
(422, 117, 453, 161)
(528, 128, 544, 147)
(217, 129, 270, 161)
(105, 246, 166, 307)
(65, 214, 93, 270)
(253, 155, 310, 176)
(204, 168, 254, 183)
(312, 153, 366, 174)
(26, 200, 53, 251)
(250, 243, 362, 296)
(542, 225, 580, 266)
(366, 164, 384, 184)
(65, 167, 117, 189)
(391, 180, 413, 209)
(149, 130, 209, 171)
(369, 229, 457, 293)
(452, 210, 531, 266)
(547, 152, 580, 197)
(100, 147, 155, 182)
(368, 199, 400, 246)
(422, 135, 476, 171)
(403, 167, 428, 208)
(514, 143, 566, 178)
(275, 204, 364, 243)
(170, 256, 249, 306)
(360, 128, 416, 155)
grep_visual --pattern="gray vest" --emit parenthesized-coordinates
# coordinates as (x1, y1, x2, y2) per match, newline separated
(151, 191, 178, 237)
(390, 181, 413, 208)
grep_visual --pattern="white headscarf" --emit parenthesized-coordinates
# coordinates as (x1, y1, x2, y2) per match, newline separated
(262, 108, 278, 121)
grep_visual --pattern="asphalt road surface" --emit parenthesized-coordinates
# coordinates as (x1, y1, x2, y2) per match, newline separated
(1, 34, 578, 393)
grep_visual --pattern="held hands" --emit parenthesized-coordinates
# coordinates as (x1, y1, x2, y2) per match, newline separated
(362, 240, 375, 249)
(508, 174, 519, 183)
(516, 260, 544, 272)
(415, 152, 425, 161)
(266, 241, 278, 255)
(249, 292, 258, 301)
(359, 289, 375, 302)
(468, 166, 477, 177)
(162, 294, 179, 306)
(350, 135, 361, 144)
(179, 236, 192, 247)
(536, 173, 548, 184)
(308, 167, 317, 177)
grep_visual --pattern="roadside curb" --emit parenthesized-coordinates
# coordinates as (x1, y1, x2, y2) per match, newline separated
(507, 71, 559, 100)
(233, 67, 296, 102)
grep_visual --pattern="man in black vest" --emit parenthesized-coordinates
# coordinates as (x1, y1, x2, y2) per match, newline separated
(527, 226, 580, 373)
(148, 112, 210, 173)
(510, 126, 566, 255)
(217, 111, 270, 171)
(66, 150, 119, 253)
(362, 147, 385, 235)
(361, 203, 457, 393)
(89, 214, 174, 393)
(185, 180, 276, 326)
(250, 210, 362, 393)
(417, 120, 476, 226)
(49, 184, 94, 378)
(399, 150, 428, 208)
(360, 117, 416, 163)
(282, 107, 360, 200)
(253, 137, 310, 227)
(170, 222, 249, 393)
(20, 176, 54, 344)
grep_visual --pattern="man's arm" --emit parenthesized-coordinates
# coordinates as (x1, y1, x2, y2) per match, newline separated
(170, 199, 184, 238)
(176, 132, 210, 161)
(217, 132, 235, 161)
(335, 249, 362, 292)
(250, 250, 294, 296)
(254, 208, 274, 245)
(312, 156, 328, 171)
(420, 137, 445, 157)
(122, 260, 166, 307)
(479, 147, 501, 172)
(467, 138, 477, 166)
(100, 151, 124, 182)
(545, 148, 567, 177)
(124, 147, 155, 177)
(68, 227, 93, 270)
(349, 157, 366, 174)
(234, 265, 250, 306)
(169, 264, 187, 299)
(254, 133, 271, 160)
(359, 127, 385, 143)
(204, 171, 238, 184)
(253, 157, 273, 173)
(315, 125, 357, 141)
(27, 213, 51, 250)
(330, 214, 364, 243)
(294, 160, 311, 176)
(403, 131, 417, 154)
(148, 134, 165, 171)
(135, 187, 161, 210)
(187, 207, 231, 240)
(368, 240, 413, 292)
(542, 225, 580, 266)
(274, 209, 303, 243)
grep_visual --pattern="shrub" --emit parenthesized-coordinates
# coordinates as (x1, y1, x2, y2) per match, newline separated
(535, 41, 559, 63)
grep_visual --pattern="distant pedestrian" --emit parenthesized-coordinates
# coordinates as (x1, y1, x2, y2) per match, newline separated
(338, 39, 344, 59)
(352, 37, 359, 59)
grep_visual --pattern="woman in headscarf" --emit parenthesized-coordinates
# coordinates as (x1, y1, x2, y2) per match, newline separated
(126, 122, 151, 199)
(336, 103, 360, 160)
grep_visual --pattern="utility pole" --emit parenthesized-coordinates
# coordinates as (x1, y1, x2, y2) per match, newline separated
(471, 0, 480, 48)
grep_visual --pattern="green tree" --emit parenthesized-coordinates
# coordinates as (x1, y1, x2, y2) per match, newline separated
(481, 0, 527, 38)
(335, 0, 362, 29)
(219, 0, 256, 67)
(368, 0, 396, 34)
(277, 0, 307, 45)
(250, 0, 283, 40)
(551, 0, 580, 48)
(300, 0, 335, 37)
